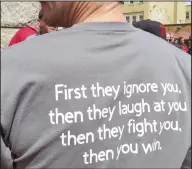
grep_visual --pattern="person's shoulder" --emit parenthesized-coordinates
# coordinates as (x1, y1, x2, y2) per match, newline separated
(170, 43, 191, 73)
(132, 29, 191, 76)
(1, 29, 74, 71)
(3, 28, 80, 56)
(2, 29, 67, 54)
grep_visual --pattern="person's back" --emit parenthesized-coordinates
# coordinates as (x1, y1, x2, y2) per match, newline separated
(1, 2, 191, 169)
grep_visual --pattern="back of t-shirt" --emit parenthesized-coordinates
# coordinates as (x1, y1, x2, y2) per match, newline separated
(1, 22, 191, 169)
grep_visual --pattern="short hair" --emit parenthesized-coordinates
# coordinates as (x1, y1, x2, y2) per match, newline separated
(38, 9, 43, 20)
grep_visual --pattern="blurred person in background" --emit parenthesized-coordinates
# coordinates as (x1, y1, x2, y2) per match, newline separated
(188, 37, 191, 55)
(8, 9, 56, 46)
(173, 38, 181, 49)
(166, 33, 170, 42)
(169, 36, 175, 44)
(8, 9, 43, 47)
(174, 38, 178, 44)
(178, 37, 189, 53)
(26, 10, 57, 40)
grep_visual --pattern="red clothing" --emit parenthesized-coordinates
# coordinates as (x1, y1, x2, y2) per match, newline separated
(8, 26, 37, 47)
(181, 45, 189, 53)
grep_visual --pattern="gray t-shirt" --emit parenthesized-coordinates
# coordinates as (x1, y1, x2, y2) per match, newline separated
(1, 22, 191, 169)
(25, 34, 38, 40)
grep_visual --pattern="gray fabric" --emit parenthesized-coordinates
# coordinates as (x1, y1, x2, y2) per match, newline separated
(1, 22, 191, 169)
(181, 147, 191, 169)
(1, 138, 12, 169)
(25, 34, 38, 40)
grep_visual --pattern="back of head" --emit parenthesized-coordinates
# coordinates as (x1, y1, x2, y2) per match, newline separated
(133, 20, 166, 40)
(40, 2, 123, 27)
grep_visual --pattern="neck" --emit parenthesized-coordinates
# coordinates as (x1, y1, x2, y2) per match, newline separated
(67, 2, 126, 27)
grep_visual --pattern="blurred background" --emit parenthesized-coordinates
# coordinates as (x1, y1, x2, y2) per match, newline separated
(1, 1, 191, 48)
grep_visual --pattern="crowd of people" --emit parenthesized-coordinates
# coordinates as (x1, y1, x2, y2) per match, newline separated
(167, 35, 191, 54)
(1, 2, 191, 169)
